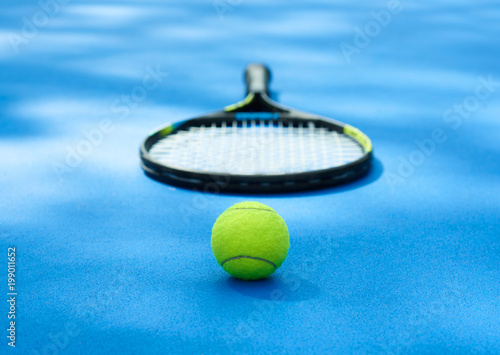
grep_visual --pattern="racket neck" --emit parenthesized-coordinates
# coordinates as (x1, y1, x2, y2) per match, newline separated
(237, 93, 287, 113)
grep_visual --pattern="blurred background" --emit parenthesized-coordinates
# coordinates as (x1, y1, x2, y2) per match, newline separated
(1, 0, 499, 177)
(1, 1, 499, 354)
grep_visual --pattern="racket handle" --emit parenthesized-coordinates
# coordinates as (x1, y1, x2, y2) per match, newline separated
(245, 64, 271, 95)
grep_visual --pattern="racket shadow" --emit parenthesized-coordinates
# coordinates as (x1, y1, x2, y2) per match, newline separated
(203, 157, 384, 197)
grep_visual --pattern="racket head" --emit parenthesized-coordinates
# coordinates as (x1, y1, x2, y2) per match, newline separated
(140, 65, 373, 193)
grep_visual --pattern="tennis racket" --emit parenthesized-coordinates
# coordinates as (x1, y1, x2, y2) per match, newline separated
(140, 64, 373, 193)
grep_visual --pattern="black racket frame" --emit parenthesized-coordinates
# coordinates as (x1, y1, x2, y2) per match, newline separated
(140, 64, 373, 193)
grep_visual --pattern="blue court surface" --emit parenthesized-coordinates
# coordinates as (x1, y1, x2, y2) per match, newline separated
(1, 1, 499, 354)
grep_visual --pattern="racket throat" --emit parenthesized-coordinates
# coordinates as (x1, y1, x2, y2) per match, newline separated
(226, 93, 288, 113)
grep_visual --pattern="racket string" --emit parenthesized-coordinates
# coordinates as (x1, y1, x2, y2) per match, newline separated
(148, 120, 364, 175)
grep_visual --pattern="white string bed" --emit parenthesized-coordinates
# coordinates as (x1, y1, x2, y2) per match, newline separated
(149, 120, 364, 175)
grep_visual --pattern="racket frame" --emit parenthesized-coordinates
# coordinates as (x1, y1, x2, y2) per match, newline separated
(140, 91, 373, 193)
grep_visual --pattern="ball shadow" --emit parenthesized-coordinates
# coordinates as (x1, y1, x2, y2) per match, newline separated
(225, 274, 320, 302)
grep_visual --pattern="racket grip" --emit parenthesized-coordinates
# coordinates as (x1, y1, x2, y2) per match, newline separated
(245, 64, 271, 95)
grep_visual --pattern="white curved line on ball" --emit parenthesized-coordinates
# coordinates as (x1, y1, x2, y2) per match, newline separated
(221, 255, 277, 269)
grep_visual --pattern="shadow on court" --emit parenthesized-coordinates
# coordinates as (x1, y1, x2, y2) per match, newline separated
(225, 274, 320, 302)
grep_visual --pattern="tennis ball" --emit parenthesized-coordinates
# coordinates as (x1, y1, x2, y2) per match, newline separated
(211, 201, 290, 281)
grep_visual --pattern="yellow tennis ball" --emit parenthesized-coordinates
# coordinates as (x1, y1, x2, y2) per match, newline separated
(211, 201, 290, 281)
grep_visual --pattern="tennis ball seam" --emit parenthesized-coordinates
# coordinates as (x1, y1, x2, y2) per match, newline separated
(221, 255, 277, 270)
